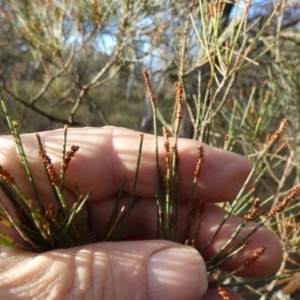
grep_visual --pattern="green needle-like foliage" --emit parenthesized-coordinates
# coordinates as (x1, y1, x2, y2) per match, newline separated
(0, 90, 143, 252)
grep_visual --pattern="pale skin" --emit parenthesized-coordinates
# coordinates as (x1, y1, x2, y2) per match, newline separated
(0, 126, 282, 300)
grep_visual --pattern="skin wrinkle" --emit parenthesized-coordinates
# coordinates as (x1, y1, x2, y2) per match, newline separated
(104, 249, 114, 300)
(112, 252, 134, 300)
(91, 251, 95, 300)
(91, 250, 110, 300)
(100, 260, 105, 300)
(95, 246, 134, 300)
(72, 250, 85, 298)
(38, 253, 72, 299)
(72, 249, 107, 300)
(112, 255, 117, 300)
(90, 250, 106, 300)
(41, 256, 71, 300)
(0, 252, 69, 299)
(100, 241, 184, 300)
(84, 251, 107, 299)
(47, 255, 71, 298)
(45, 249, 76, 300)
(84, 250, 94, 299)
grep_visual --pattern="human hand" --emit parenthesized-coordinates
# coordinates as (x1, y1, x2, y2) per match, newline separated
(0, 126, 282, 299)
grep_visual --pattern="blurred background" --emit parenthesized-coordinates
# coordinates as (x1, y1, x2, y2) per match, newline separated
(0, 0, 298, 137)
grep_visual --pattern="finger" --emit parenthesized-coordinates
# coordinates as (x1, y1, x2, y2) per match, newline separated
(0, 126, 252, 204)
(0, 241, 207, 300)
(88, 198, 282, 279)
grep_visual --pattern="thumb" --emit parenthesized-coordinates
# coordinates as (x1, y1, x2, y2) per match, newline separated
(0, 241, 207, 300)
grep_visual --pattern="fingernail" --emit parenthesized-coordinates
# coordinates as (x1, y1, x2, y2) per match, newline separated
(146, 246, 207, 300)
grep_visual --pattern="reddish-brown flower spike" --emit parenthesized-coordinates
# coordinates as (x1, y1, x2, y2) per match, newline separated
(0, 165, 15, 184)
(71, 145, 79, 152)
(163, 127, 170, 158)
(244, 198, 260, 222)
(268, 184, 300, 217)
(175, 82, 183, 120)
(142, 70, 156, 104)
(45, 204, 55, 220)
(208, 1, 214, 18)
(39, 150, 59, 186)
(194, 145, 204, 179)
(271, 118, 288, 142)
(218, 287, 231, 300)
(216, 0, 224, 13)
(62, 145, 80, 171)
(243, 246, 266, 268)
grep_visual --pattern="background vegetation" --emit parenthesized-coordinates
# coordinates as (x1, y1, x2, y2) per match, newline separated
(1, 0, 300, 299)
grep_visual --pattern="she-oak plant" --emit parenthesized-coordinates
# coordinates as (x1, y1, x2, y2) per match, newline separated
(1, 76, 300, 299)
(1, 1, 300, 299)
